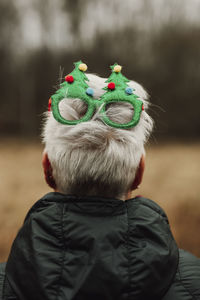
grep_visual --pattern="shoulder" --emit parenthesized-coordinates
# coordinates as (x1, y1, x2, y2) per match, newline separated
(178, 249, 200, 297)
(163, 249, 200, 299)
(127, 196, 170, 220)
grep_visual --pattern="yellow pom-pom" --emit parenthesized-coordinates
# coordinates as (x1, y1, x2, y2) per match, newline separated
(79, 63, 88, 72)
(114, 65, 122, 73)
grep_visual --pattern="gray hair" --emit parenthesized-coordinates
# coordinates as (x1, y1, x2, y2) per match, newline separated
(42, 73, 153, 198)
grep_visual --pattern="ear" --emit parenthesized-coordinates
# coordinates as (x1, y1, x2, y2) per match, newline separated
(131, 155, 145, 191)
(42, 153, 57, 190)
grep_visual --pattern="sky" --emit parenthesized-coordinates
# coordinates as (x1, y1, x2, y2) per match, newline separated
(9, 0, 200, 54)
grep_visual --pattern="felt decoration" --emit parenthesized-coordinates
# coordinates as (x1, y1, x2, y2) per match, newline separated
(125, 87, 133, 95)
(113, 64, 122, 73)
(48, 98, 52, 111)
(79, 63, 88, 72)
(104, 63, 129, 89)
(50, 61, 143, 128)
(108, 82, 115, 90)
(86, 87, 94, 97)
(51, 61, 93, 125)
(65, 75, 74, 83)
(100, 63, 143, 128)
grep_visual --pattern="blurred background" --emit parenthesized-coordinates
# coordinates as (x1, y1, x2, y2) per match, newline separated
(0, 0, 200, 260)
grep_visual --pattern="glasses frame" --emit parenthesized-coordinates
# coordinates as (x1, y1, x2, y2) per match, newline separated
(51, 90, 143, 129)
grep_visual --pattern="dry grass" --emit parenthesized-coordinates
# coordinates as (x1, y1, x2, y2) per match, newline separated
(0, 139, 200, 261)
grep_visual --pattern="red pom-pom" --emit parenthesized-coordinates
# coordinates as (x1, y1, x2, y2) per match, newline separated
(108, 82, 115, 90)
(65, 75, 74, 83)
(48, 98, 51, 112)
(142, 105, 144, 111)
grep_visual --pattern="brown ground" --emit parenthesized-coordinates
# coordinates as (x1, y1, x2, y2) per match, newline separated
(0, 139, 200, 261)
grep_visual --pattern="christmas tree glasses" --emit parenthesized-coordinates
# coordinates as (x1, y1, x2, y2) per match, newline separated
(50, 61, 144, 129)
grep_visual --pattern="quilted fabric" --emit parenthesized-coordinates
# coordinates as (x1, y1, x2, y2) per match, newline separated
(1, 193, 200, 300)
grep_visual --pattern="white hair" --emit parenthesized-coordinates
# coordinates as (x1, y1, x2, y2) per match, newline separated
(42, 73, 153, 198)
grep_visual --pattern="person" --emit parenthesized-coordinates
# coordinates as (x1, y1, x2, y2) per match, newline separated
(0, 61, 200, 300)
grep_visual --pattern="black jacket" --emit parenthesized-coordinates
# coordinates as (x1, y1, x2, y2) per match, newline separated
(0, 192, 200, 300)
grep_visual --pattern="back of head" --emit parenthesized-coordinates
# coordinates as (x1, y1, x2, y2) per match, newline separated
(42, 67, 153, 199)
